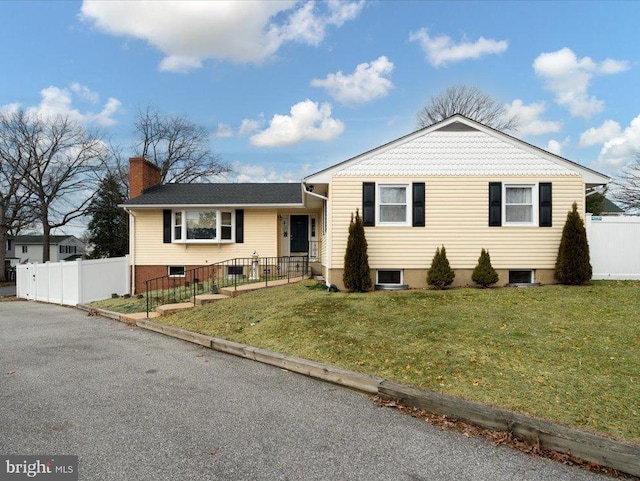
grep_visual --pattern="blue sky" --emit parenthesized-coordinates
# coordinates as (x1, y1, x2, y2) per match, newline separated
(2, 0, 639, 190)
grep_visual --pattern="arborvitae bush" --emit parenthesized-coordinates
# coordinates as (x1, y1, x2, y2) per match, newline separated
(554, 202, 592, 285)
(472, 248, 499, 287)
(343, 210, 372, 292)
(427, 245, 455, 289)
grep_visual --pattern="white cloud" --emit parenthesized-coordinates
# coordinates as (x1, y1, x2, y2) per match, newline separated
(70, 82, 100, 103)
(221, 161, 301, 183)
(409, 28, 508, 67)
(596, 115, 640, 167)
(80, 0, 364, 73)
(250, 99, 345, 147)
(533, 47, 629, 119)
(238, 119, 263, 137)
(214, 123, 233, 138)
(311, 56, 394, 105)
(0, 102, 21, 114)
(579, 120, 622, 147)
(546, 137, 569, 156)
(6, 84, 122, 127)
(504, 99, 562, 136)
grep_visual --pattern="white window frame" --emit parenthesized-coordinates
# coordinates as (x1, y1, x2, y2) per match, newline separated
(508, 270, 535, 284)
(376, 269, 404, 286)
(172, 209, 235, 243)
(503, 184, 537, 226)
(376, 184, 410, 226)
(168, 266, 186, 277)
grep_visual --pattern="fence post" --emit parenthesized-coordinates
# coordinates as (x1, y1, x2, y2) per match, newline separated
(146, 280, 149, 318)
(76, 258, 83, 305)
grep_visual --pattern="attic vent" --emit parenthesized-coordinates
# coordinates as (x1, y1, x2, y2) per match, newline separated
(435, 122, 478, 132)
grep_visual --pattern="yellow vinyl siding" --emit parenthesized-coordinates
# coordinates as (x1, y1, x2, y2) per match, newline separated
(131, 209, 278, 265)
(330, 175, 584, 269)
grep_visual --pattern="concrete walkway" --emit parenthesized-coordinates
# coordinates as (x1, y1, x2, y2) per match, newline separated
(0, 284, 16, 297)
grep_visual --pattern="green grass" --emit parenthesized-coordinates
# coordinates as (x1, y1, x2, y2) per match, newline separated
(96, 280, 640, 441)
(90, 296, 148, 313)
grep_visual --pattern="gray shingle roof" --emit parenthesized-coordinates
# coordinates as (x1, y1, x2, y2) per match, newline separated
(122, 183, 303, 206)
(14, 235, 75, 245)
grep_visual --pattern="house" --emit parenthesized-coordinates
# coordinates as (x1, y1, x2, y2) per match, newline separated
(598, 197, 625, 216)
(122, 157, 325, 293)
(122, 114, 610, 293)
(12, 235, 87, 264)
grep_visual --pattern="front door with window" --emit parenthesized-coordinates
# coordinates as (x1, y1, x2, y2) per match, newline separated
(290, 215, 309, 253)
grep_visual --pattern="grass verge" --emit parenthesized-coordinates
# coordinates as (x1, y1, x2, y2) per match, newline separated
(94, 279, 640, 442)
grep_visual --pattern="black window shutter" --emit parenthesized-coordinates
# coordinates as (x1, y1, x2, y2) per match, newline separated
(163, 210, 172, 243)
(489, 182, 502, 227)
(539, 183, 552, 227)
(362, 182, 375, 226)
(412, 183, 425, 227)
(236, 209, 244, 243)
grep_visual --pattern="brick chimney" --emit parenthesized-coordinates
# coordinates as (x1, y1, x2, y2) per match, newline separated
(129, 157, 162, 199)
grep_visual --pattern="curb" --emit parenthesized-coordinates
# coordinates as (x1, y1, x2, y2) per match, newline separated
(86, 306, 640, 477)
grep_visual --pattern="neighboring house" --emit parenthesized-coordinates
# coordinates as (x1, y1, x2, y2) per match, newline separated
(599, 197, 625, 216)
(122, 114, 610, 293)
(13, 235, 86, 264)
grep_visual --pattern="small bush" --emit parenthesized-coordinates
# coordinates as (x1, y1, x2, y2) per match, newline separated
(472, 248, 499, 288)
(427, 246, 455, 289)
(555, 202, 592, 285)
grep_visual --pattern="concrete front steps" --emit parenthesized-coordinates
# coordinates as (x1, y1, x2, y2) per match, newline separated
(123, 275, 309, 321)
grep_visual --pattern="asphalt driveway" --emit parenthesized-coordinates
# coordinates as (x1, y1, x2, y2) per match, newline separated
(0, 301, 606, 480)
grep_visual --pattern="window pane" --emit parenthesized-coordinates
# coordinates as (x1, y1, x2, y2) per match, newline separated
(380, 205, 406, 222)
(221, 212, 232, 225)
(378, 270, 401, 284)
(186, 211, 217, 239)
(506, 187, 532, 203)
(380, 187, 406, 203)
(509, 270, 532, 283)
(169, 266, 185, 277)
(506, 205, 532, 223)
(221, 226, 232, 240)
(174, 212, 182, 240)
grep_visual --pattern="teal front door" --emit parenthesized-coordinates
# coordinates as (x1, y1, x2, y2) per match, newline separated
(290, 215, 309, 253)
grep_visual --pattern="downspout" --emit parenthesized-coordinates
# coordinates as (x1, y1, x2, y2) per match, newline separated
(302, 184, 331, 286)
(123, 207, 136, 295)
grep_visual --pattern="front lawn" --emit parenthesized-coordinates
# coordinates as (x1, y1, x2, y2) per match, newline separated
(97, 280, 640, 441)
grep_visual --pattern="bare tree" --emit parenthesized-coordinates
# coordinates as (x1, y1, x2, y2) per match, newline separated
(0, 111, 37, 280)
(615, 153, 640, 213)
(134, 106, 229, 183)
(417, 85, 519, 131)
(8, 111, 106, 262)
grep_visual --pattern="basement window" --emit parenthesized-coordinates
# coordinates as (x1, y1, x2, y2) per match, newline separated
(508, 270, 534, 284)
(168, 266, 185, 278)
(375, 269, 408, 290)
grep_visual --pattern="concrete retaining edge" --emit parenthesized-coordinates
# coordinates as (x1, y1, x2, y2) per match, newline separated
(83, 306, 640, 477)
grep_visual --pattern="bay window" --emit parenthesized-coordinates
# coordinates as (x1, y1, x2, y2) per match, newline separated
(172, 209, 234, 242)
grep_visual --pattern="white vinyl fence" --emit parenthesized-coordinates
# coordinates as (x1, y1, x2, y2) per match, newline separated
(586, 215, 640, 280)
(16, 256, 129, 306)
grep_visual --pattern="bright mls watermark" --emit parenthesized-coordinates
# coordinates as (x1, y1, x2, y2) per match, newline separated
(0, 456, 77, 481)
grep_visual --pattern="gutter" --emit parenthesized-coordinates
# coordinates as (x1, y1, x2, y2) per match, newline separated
(123, 207, 136, 295)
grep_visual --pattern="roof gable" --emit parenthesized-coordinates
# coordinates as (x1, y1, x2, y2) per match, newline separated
(305, 115, 610, 185)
